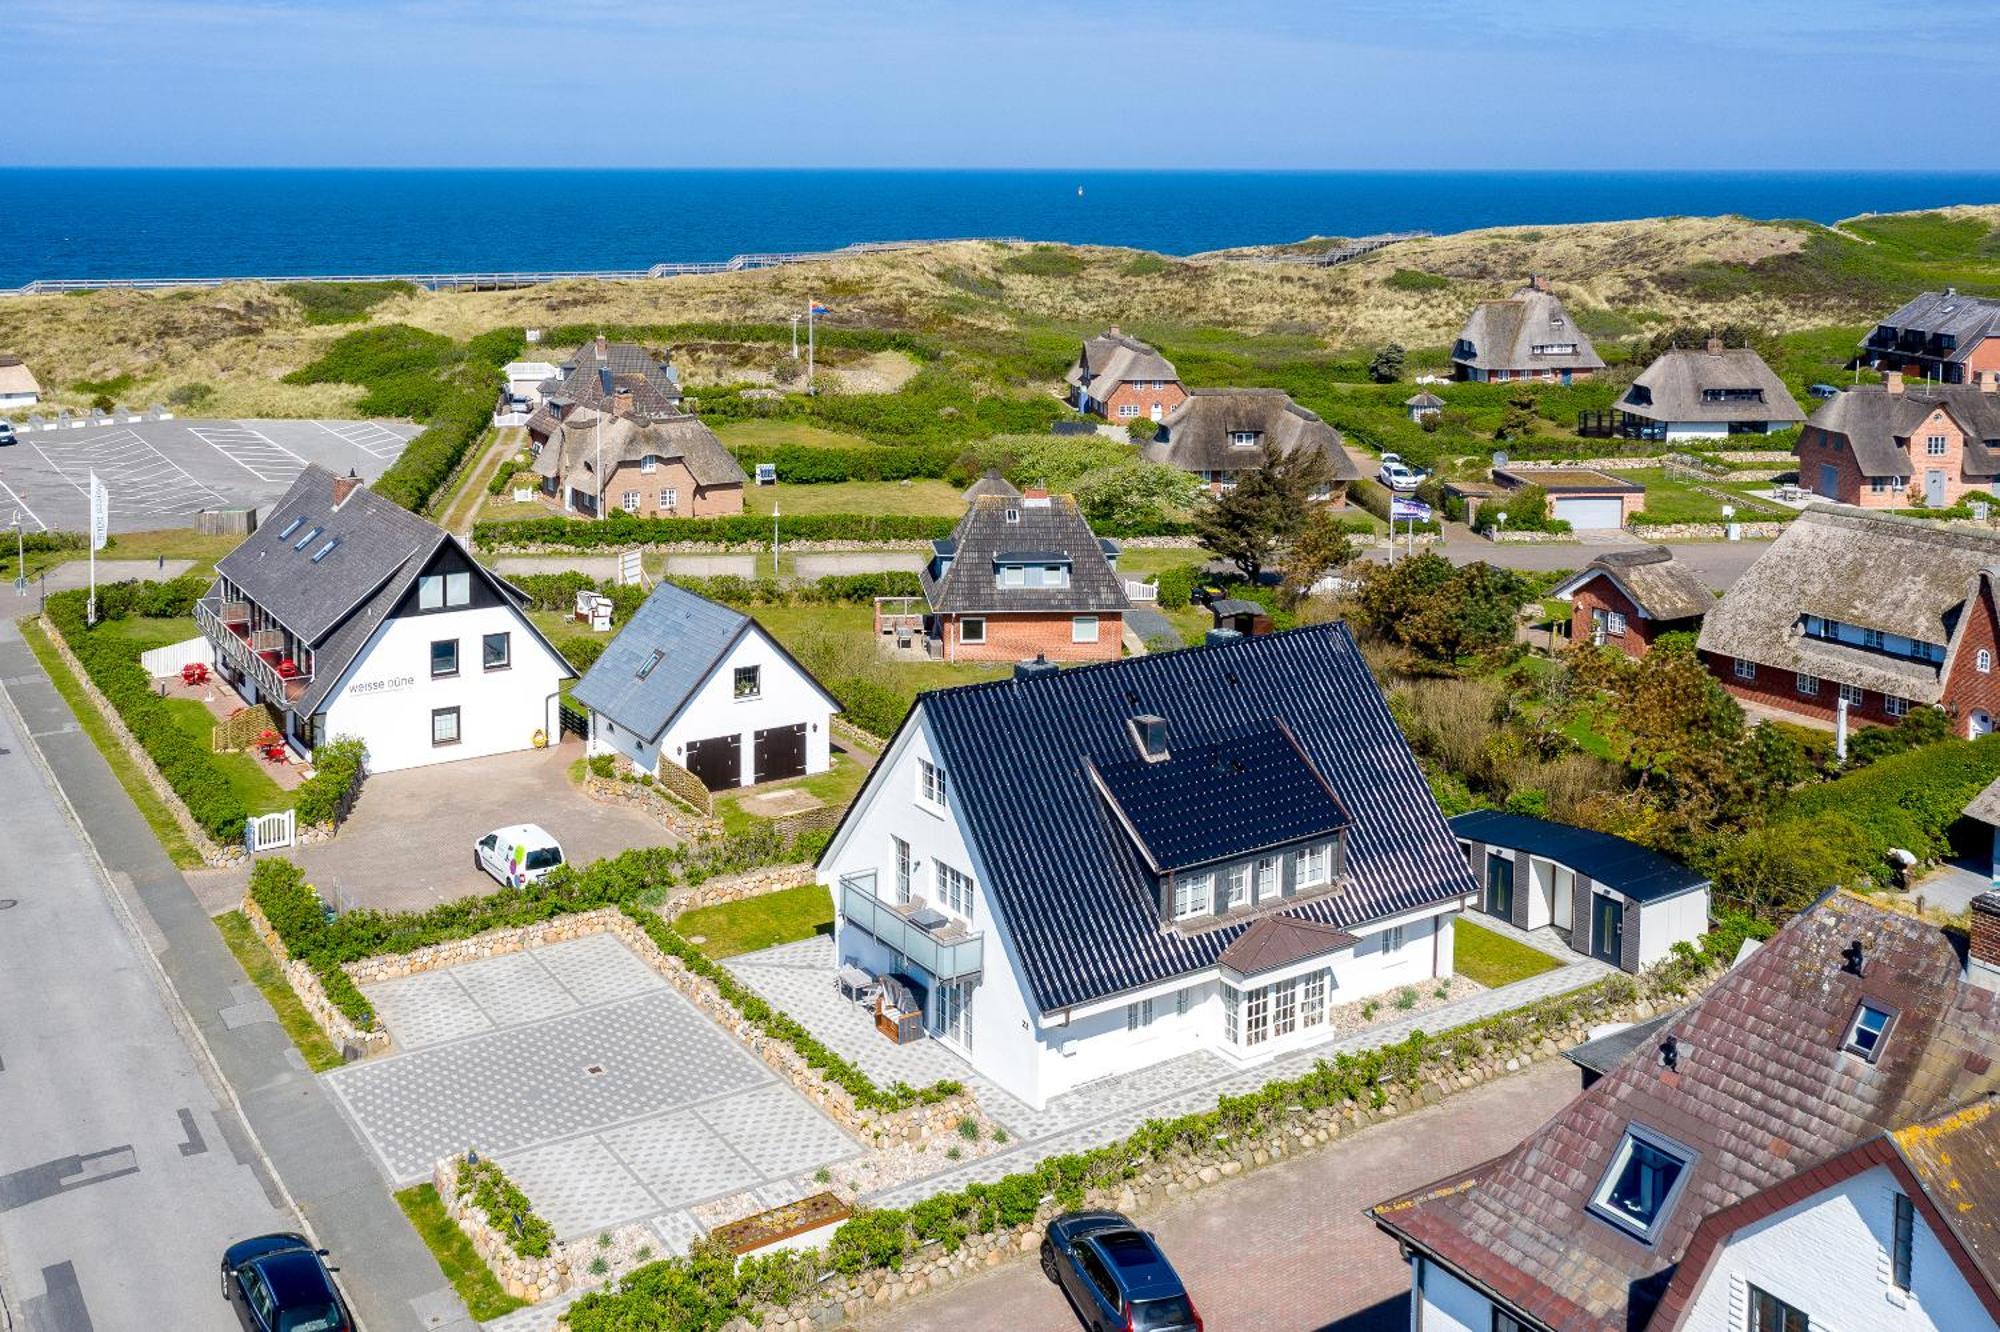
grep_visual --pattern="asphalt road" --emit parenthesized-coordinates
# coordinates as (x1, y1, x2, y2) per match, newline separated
(1371, 524, 1774, 588)
(0, 618, 472, 1332)
(0, 638, 290, 1329)
(862, 1058, 1579, 1332)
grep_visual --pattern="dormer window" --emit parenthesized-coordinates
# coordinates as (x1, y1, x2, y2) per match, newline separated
(1131, 715, 1169, 762)
(1589, 1125, 1694, 1244)
(1004, 507, 1020, 524)
(1228, 431, 1261, 448)
(1173, 872, 1212, 920)
(1844, 1001, 1894, 1062)
(640, 454, 659, 473)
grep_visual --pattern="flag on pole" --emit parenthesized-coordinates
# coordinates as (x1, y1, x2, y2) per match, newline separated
(89, 472, 109, 551)
(810, 304, 830, 315)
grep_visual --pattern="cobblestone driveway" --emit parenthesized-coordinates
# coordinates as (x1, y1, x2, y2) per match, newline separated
(324, 933, 859, 1242)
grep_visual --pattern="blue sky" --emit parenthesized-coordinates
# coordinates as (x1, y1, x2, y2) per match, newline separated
(5, 1, 1997, 169)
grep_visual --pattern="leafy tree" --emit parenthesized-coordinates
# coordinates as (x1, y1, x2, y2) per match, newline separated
(1072, 461, 1200, 528)
(1495, 390, 1539, 440)
(1368, 343, 1407, 384)
(1351, 552, 1529, 667)
(1193, 446, 1332, 582)
(1127, 416, 1160, 441)
(1279, 507, 1358, 607)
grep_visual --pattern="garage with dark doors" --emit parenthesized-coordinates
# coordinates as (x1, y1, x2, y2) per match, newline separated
(754, 723, 808, 784)
(685, 735, 744, 790)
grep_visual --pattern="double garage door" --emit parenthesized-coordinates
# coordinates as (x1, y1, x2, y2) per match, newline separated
(683, 723, 808, 791)
(1552, 496, 1624, 530)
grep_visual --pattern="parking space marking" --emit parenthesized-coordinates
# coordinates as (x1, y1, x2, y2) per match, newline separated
(313, 419, 409, 460)
(0, 474, 46, 532)
(31, 429, 228, 518)
(188, 423, 309, 485)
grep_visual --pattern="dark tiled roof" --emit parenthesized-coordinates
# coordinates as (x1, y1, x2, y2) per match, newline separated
(1869, 290, 2000, 364)
(1373, 891, 2000, 1331)
(1218, 915, 1360, 978)
(1448, 810, 1709, 904)
(1089, 718, 1350, 873)
(1147, 389, 1359, 480)
(920, 496, 1130, 616)
(570, 582, 751, 742)
(1803, 383, 2000, 477)
(905, 623, 1477, 1012)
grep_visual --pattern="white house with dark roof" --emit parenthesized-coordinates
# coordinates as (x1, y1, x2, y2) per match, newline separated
(573, 582, 839, 791)
(1617, 340, 1806, 440)
(197, 466, 573, 772)
(819, 624, 1477, 1109)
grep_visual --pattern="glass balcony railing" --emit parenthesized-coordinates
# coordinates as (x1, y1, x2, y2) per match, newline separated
(839, 871, 983, 982)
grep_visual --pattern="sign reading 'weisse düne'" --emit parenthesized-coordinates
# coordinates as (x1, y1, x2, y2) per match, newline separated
(347, 675, 416, 698)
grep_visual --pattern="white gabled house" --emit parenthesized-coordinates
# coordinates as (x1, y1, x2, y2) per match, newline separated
(572, 582, 840, 791)
(818, 624, 1479, 1111)
(197, 466, 574, 772)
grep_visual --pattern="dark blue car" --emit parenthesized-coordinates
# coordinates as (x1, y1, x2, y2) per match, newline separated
(220, 1233, 351, 1332)
(1040, 1211, 1202, 1330)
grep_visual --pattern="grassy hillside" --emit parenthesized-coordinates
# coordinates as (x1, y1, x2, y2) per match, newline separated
(4, 205, 1999, 422)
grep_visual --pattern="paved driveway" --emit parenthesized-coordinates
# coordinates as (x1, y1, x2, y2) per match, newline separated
(325, 932, 859, 1245)
(188, 740, 679, 914)
(864, 1058, 1579, 1332)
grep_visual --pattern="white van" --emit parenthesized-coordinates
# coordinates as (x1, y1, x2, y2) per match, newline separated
(474, 823, 566, 888)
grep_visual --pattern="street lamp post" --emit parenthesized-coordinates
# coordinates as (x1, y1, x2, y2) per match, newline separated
(10, 511, 22, 595)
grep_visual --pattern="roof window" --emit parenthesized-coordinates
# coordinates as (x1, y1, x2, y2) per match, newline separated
(278, 516, 305, 540)
(1844, 1002, 1894, 1063)
(293, 525, 323, 551)
(636, 648, 666, 680)
(309, 538, 340, 564)
(1589, 1125, 1693, 1244)
(1004, 507, 1020, 524)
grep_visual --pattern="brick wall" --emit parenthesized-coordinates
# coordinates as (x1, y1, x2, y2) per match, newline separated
(1943, 579, 2000, 737)
(942, 611, 1122, 663)
(598, 458, 743, 517)
(1569, 577, 1659, 659)
(1971, 895, 2000, 969)
(1098, 380, 1186, 423)
(1797, 405, 1999, 507)
(1701, 650, 1901, 728)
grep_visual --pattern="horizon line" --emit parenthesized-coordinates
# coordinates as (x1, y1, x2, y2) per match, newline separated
(6, 164, 2000, 177)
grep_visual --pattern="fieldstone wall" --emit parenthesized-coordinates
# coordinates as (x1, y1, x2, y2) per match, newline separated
(832, 718, 885, 754)
(1486, 529, 1578, 544)
(434, 1154, 653, 1304)
(1625, 520, 1789, 541)
(40, 616, 242, 868)
(583, 770, 721, 840)
(663, 864, 818, 918)
(240, 893, 390, 1058)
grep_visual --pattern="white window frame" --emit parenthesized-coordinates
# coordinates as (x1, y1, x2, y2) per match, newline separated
(1224, 864, 1249, 909)
(1295, 843, 1330, 889)
(640, 453, 659, 473)
(1383, 924, 1407, 958)
(1254, 855, 1281, 901)
(1795, 672, 1819, 696)
(1844, 1001, 1893, 1062)
(1300, 971, 1326, 1028)
(1605, 611, 1628, 638)
(1117, 403, 1139, 419)
(1927, 434, 1948, 456)
(893, 837, 913, 904)
(1588, 1125, 1695, 1244)
(1733, 657, 1756, 681)
(1243, 984, 1270, 1046)
(1222, 986, 1239, 1043)
(1174, 873, 1213, 921)
(959, 616, 986, 645)
(1175, 987, 1191, 1018)
(1228, 430, 1261, 448)
(661, 487, 679, 511)
(1125, 997, 1155, 1031)
(1885, 695, 1910, 718)
(1980, 648, 1993, 674)
(1000, 565, 1026, 588)
(1840, 682, 1865, 707)
(917, 756, 947, 811)
(935, 861, 974, 921)
(1072, 615, 1100, 644)
(621, 490, 641, 512)
(1273, 977, 1297, 1037)
(733, 664, 761, 700)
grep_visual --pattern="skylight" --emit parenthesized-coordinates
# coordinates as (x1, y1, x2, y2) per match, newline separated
(1589, 1126, 1693, 1244)
(309, 538, 340, 564)
(1844, 1002, 1893, 1063)
(278, 516, 305, 540)
(636, 648, 666, 680)
(293, 525, 323, 551)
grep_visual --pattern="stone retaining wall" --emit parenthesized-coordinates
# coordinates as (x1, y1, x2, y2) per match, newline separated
(434, 1154, 653, 1305)
(583, 771, 721, 840)
(1485, 529, 1578, 544)
(1626, 520, 1789, 541)
(240, 893, 390, 1058)
(39, 615, 242, 868)
(832, 718, 885, 754)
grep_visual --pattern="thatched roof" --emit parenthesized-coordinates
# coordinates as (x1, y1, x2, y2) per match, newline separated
(1552, 547, 1716, 622)
(1964, 775, 2000, 826)
(1147, 389, 1360, 480)
(1620, 345, 1805, 425)
(1805, 384, 2000, 478)
(1065, 328, 1179, 397)
(1695, 506, 2000, 703)
(0, 357, 40, 397)
(535, 408, 745, 490)
(1451, 281, 1605, 374)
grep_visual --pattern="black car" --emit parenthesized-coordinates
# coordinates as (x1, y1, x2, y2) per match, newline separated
(0, 421, 15, 446)
(1040, 1211, 1202, 1331)
(220, 1233, 352, 1332)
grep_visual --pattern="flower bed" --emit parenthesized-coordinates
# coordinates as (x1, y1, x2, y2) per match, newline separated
(711, 1192, 852, 1256)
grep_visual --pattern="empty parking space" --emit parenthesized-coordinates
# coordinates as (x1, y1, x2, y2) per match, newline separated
(0, 416, 420, 532)
(324, 932, 859, 1244)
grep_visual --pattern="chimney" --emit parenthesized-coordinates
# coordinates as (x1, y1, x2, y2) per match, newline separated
(1013, 653, 1059, 682)
(1529, 274, 1550, 294)
(1705, 337, 1724, 355)
(1970, 893, 2000, 990)
(1979, 370, 1998, 395)
(331, 468, 362, 508)
(1885, 371, 1904, 396)
(1130, 714, 1170, 762)
(613, 389, 634, 415)
(594, 334, 609, 363)
(1022, 484, 1051, 508)
(1108, 325, 1121, 337)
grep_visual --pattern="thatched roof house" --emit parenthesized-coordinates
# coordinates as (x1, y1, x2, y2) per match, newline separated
(1147, 389, 1360, 497)
(1450, 276, 1605, 383)
(961, 469, 1022, 504)
(1619, 341, 1805, 436)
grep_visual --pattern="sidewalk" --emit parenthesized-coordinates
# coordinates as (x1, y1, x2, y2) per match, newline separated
(0, 618, 471, 1332)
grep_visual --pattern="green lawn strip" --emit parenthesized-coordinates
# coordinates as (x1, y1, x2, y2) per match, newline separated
(392, 1184, 527, 1322)
(744, 479, 967, 517)
(213, 911, 345, 1072)
(17, 616, 204, 869)
(674, 882, 834, 959)
(160, 698, 293, 815)
(1453, 919, 1564, 987)
(713, 752, 871, 836)
(713, 419, 879, 452)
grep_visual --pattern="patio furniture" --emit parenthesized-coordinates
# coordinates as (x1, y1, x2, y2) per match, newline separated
(836, 964, 878, 1006)
(875, 973, 926, 1044)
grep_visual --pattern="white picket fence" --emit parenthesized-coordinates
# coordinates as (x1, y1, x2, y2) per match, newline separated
(1124, 579, 1159, 603)
(139, 635, 214, 679)
(245, 810, 296, 854)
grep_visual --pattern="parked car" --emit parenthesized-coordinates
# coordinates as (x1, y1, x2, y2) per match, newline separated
(1808, 382, 1840, 399)
(1380, 451, 1404, 468)
(1378, 460, 1426, 491)
(0, 422, 15, 446)
(475, 823, 566, 887)
(1040, 1211, 1202, 1331)
(220, 1233, 351, 1332)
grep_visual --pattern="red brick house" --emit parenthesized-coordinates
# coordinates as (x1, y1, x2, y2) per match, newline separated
(1696, 506, 2000, 736)
(1065, 328, 1185, 423)
(1450, 275, 1606, 384)
(1552, 547, 1715, 657)
(1798, 372, 2000, 508)
(916, 489, 1129, 662)
(1860, 288, 2000, 385)
(525, 335, 684, 452)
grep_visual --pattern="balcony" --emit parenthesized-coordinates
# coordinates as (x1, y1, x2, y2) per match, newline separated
(196, 596, 312, 707)
(839, 871, 983, 982)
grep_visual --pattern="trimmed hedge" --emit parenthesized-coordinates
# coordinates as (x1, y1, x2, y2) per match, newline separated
(732, 443, 962, 485)
(45, 580, 251, 841)
(295, 736, 366, 826)
(510, 570, 924, 615)
(1780, 734, 2000, 866)
(475, 512, 1195, 550)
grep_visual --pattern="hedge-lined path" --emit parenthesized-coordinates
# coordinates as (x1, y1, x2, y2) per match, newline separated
(862, 1057, 1579, 1332)
(0, 618, 476, 1332)
(436, 426, 522, 538)
(28, 556, 193, 593)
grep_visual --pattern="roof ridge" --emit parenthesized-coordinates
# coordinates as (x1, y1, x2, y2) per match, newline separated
(917, 621, 1344, 704)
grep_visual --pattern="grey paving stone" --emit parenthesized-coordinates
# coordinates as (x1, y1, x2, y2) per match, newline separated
(366, 969, 492, 1050)
(534, 931, 667, 1007)
(450, 951, 579, 1028)
(648, 1210, 706, 1258)
(494, 1136, 659, 1240)
(696, 1084, 858, 1180)
(601, 1111, 760, 1208)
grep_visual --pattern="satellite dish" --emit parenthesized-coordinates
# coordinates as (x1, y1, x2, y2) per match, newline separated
(1492, 451, 1509, 468)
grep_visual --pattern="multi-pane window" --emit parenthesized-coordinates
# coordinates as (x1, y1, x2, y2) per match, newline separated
(1383, 924, 1406, 955)
(1118, 403, 1139, 418)
(1222, 986, 1239, 1044)
(893, 837, 913, 904)
(1243, 985, 1270, 1046)
(1126, 997, 1155, 1031)
(1796, 673, 1819, 696)
(1175, 987, 1191, 1018)
(734, 665, 761, 699)
(1300, 971, 1326, 1028)
(1605, 611, 1628, 637)
(1590, 1127, 1692, 1243)
(1228, 431, 1261, 448)
(431, 706, 461, 747)
(640, 454, 659, 473)
(1893, 1192, 1915, 1292)
(1174, 873, 1213, 920)
(1733, 657, 1756, 681)
(1981, 649, 1994, 674)
(417, 571, 471, 610)
(1927, 434, 1948, 456)
(482, 632, 510, 671)
(1747, 1286, 1810, 1332)
(1273, 978, 1297, 1037)
(1225, 865, 1249, 909)
(1840, 682, 1865, 707)
(621, 490, 641, 511)
(935, 862, 974, 920)
(661, 487, 679, 510)
(1885, 695, 1910, 717)
(1296, 844, 1330, 889)
(918, 757, 947, 808)
(1863, 627, 1885, 649)
(1255, 856, 1280, 901)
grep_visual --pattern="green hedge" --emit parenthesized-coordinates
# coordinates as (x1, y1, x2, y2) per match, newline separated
(1780, 734, 2000, 865)
(46, 580, 250, 841)
(456, 1157, 554, 1259)
(295, 736, 366, 826)
(476, 511, 1194, 550)
(732, 443, 962, 485)
(510, 570, 923, 615)
(1350, 477, 1442, 533)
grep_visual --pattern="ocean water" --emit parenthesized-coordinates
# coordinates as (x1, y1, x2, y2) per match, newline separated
(3, 168, 1999, 287)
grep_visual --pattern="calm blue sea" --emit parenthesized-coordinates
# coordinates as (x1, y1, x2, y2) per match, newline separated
(3, 169, 1999, 288)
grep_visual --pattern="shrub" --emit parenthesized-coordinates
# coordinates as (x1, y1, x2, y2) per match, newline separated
(167, 382, 216, 411)
(1384, 268, 1452, 293)
(455, 1157, 555, 1258)
(1126, 416, 1160, 442)
(277, 280, 417, 325)
(486, 459, 522, 495)
(1153, 562, 1204, 610)
(1001, 246, 1087, 278)
(295, 735, 366, 826)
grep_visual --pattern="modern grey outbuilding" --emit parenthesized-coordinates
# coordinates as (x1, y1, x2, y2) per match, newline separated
(1448, 809, 1711, 972)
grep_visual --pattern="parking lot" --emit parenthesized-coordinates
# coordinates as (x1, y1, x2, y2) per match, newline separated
(324, 932, 859, 1245)
(0, 416, 420, 533)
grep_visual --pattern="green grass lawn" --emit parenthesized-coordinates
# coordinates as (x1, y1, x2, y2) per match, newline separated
(1453, 918, 1564, 988)
(19, 617, 203, 868)
(674, 882, 835, 959)
(214, 911, 344, 1072)
(160, 697, 293, 815)
(745, 603, 1012, 697)
(1619, 469, 1796, 527)
(1, 529, 243, 585)
(393, 1184, 526, 1323)
(746, 479, 966, 517)
(714, 419, 878, 452)
(714, 750, 872, 836)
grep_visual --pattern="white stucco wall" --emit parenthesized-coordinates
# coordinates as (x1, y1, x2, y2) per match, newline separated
(1680, 1164, 1996, 1332)
(1635, 887, 1711, 969)
(319, 603, 568, 773)
(1416, 1257, 1495, 1332)
(652, 629, 833, 786)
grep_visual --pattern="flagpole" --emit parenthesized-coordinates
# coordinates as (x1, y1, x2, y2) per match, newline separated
(806, 301, 816, 396)
(595, 410, 603, 521)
